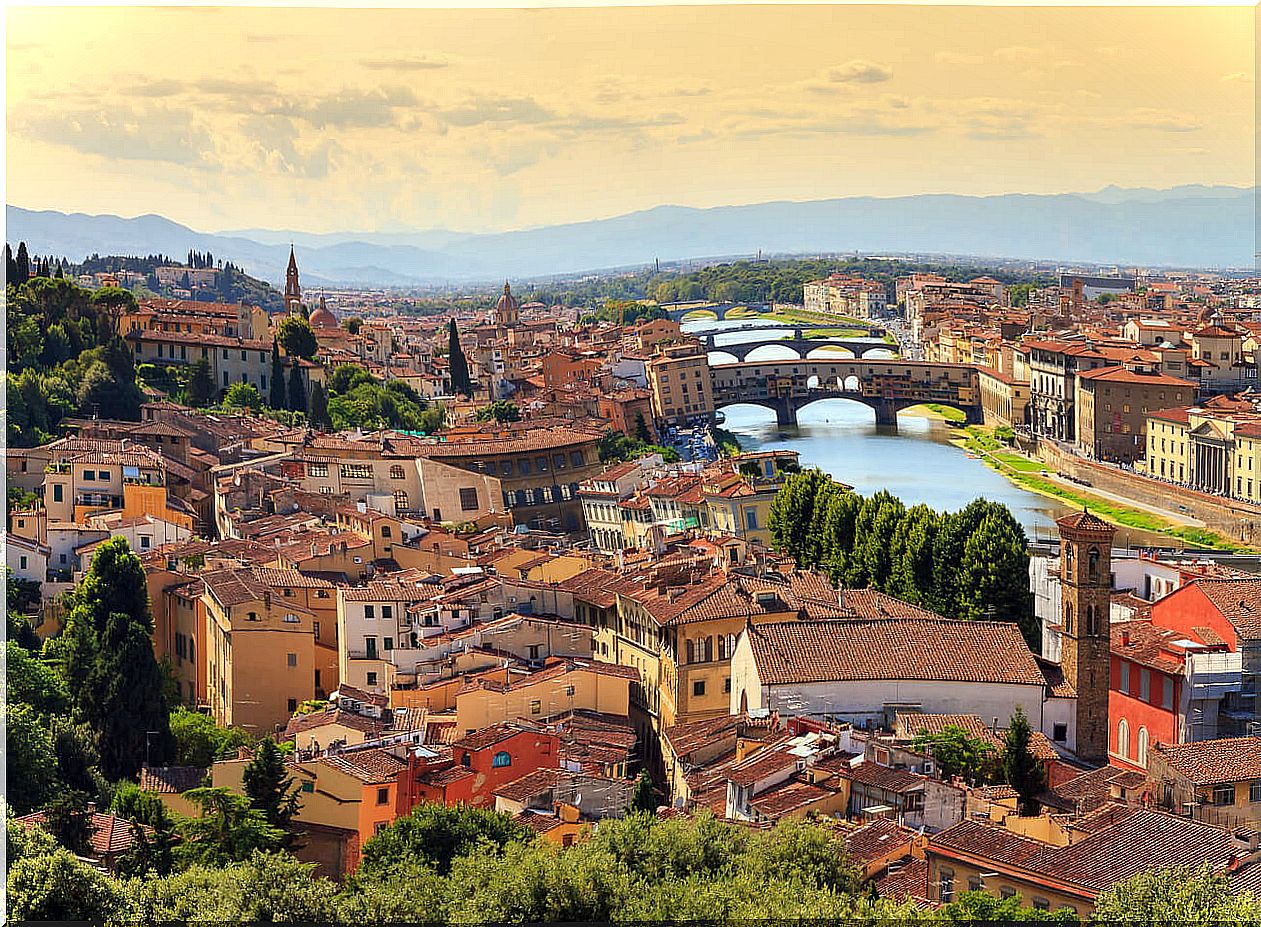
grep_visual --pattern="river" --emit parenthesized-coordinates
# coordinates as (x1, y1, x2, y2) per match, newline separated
(686, 317, 1145, 545)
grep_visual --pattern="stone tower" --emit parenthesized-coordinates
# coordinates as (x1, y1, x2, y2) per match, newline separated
(284, 246, 302, 316)
(1056, 509, 1116, 765)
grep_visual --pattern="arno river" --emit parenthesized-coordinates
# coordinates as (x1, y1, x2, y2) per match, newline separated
(688, 318, 1078, 544)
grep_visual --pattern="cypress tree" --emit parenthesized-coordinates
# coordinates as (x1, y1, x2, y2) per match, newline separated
(187, 358, 215, 408)
(1001, 707, 1047, 816)
(269, 342, 286, 409)
(288, 365, 307, 413)
(6, 243, 16, 284)
(243, 738, 300, 848)
(15, 241, 30, 283)
(447, 319, 471, 397)
(309, 383, 330, 429)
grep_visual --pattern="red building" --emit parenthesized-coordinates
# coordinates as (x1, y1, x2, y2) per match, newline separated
(397, 721, 559, 811)
(1109, 620, 1187, 771)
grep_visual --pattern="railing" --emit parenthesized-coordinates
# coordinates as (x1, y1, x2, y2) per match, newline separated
(45, 462, 71, 474)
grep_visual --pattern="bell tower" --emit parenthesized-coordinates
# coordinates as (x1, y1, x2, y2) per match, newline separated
(1056, 509, 1115, 765)
(284, 246, 302, 316)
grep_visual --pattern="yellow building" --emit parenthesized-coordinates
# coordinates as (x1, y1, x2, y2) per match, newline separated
(202, 568, 319, 734)
(647, 341, 715, 425)
(452, 659, 636, 735)
(1145, 398, 1261, 504)
(40, 437, 195, 531)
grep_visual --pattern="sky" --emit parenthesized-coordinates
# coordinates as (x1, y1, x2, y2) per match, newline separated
(6, 4, 1255, 234)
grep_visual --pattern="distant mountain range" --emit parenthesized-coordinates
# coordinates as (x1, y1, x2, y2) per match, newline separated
(7, 185, 1254, 287)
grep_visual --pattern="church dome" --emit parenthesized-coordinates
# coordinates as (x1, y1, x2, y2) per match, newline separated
(495, 281, 519, 314)
(309, 297, 337, 330)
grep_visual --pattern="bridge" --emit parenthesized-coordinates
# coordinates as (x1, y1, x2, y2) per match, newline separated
(660, 302, 770, 323)
(710, 358, 982, 428)
(702, 332, 895, 362)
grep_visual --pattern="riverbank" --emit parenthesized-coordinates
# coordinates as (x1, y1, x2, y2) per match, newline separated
(943, 423, 1251, 552)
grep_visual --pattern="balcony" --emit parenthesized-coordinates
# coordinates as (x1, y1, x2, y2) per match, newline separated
(45, 462, 71, 474)
(76, 493, 122, 509)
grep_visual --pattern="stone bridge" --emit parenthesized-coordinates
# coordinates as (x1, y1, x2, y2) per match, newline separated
(660, 302, 771, 323)
(703, 333, 895, 361)
(710, 358, 982, 428)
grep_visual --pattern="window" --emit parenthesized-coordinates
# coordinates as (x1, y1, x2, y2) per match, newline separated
(364, 605, 375, 619)
(518, 459, 532, 476)
(1162, 676, 1174, 710)
(500, 461, 513, 476)
(1117, 718, 1130, 758)
(307, 462, 329, 478)
(570, 450, 585, 467)
(968, 876, 983, 892)
(530, 699, 541, 715)
(390, 465, 405, 479)
(745, 509, 758, 530)
(301, 780, 314, 793)
(693, 680, 706, 697)
(53, 484, 63, 503)
(723, 677, 731, 694)
(83, 469, 95, 481)
(287, 653, 297, 667)
(1120, 662, 1131, 694)
(1053, 723, 1067, 743)
(1212, 784, 1236, 806)
(1137, 727, 1149, 768)
(554, 454, 567, 469)
(382, 605, 393, 620)
(341, 463, 373, 480)
(564, 685, 575, 697)
(536, 456, 549, 472)
(1032, 898, 1050, 911)
(283, 613, 300, 623)
(393, 490, 409, 512)
(1140, 668, 1151, 702)
(492, 751, 512, 768)
(140, 534, 152, 549)
(367, 671, 378, 686)
(460, 487, 479, 511)
(1000, 887, 1016, 900)
(1250, 782, 1261, 804)
(377, 787, 390, 805)
(384, 637, 394, 651)
(938, 867, 954, 903)
(18, 556, 27, 570)
(381, 526, 392, 538)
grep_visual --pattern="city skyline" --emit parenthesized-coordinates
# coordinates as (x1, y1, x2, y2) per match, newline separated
(6, 4, 1254, 235)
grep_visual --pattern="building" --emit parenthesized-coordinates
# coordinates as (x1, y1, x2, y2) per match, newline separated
(729, 616, 1073, 748)
(925, 804, 1251, 915)
(646, 341, 714, 426)
(1055, 510, 1115, 765)
(1073, 364, 1196, 463)
(1145, 397, 1261, 504)
(1148, 736, 1261, 830)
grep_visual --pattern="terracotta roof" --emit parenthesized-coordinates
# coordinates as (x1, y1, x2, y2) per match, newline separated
(749, 777, 838, 817)
(1152, 737, 1261, 785)
(452, 721, 544, 753)
(17, 810, 151, 857)
(1043, 765, 1146, 813)
(319, 747, 407, 785)
(842, 761, 926, 794)
(843, 818, 921, 867)
(1055, 509, 1115, 535)
(492, 767, 565, 802)
(746, 618, 1046, 687)
(874, 856, 933, 906)
(1111, 620, 1195, 675)
(1190, 578, 1261, 640)
(139, 765, 206, 794)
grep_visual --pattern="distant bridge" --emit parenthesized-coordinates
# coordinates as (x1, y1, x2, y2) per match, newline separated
(710, 358, 981, 428)
(703, 333, 895, 362)
(660, 302, 771, 323)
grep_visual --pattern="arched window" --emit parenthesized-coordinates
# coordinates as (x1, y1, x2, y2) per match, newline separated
(1064, 603, 1074, 634)
(1117, 718, 1130, 759)
(1137, 727, 1149, 768)
(491, 751, 512, 768)
(393, 490, 409, 512)
(1086, 604, 1099, 636)
(717, 635, 727, 661)
(1088, 546, 1100, 580)
(685, 639, 695, 665)
(702, 636, 713, 662)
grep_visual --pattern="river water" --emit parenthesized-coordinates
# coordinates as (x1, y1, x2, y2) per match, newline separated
(687, 318, 1093, 544)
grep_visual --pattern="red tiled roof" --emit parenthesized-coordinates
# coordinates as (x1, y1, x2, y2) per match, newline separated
(746, 618, 1046, 687)
(1152, 736, 1261, 785)
(17, 810, 151, 857)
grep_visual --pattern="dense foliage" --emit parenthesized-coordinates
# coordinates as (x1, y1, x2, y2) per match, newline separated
(598, 430, 680, 464)
(9, 800, 1255, 924)
(475, 400, 522, 423)
(324, 364, 445, 433)
(767, 471, 1037, 645)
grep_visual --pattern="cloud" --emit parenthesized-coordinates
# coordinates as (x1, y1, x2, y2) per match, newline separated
(438, 96, 557, 128)
(935, 51, 983, 66)
(820, 59, 893, 85)
(994, 45, 1044, 62)
(1221, 71, 1253, 83)
(360, 54, 450, 71)
(1127, 107, 1201, 133)
(11, 104, 215, 167)
(238, 114, 342, 178)
(273, 86, 421, 130)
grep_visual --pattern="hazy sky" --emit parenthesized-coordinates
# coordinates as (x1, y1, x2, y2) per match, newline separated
(6, 4, 1254, 234)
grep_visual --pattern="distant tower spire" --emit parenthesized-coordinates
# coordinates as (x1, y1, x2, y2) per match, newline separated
(284, 245, 302, 315)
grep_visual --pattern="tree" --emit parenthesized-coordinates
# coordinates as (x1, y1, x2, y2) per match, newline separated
(343, 317, 363, 335)
(223, 382, 264, 411)
(7, 703, 58, 814)
(7, 641, 71, 716)
(170, 707, 249, 767)
(475, 400, 521, 423)
(268, 341, 286, 408)
(62, 536, 172, 779)
(177, 787, 286, 866)
(1000, 707, 1046, 815)
(277, 316, 318, 360)
(288, 364, 307, 413)
(243, 738, 301, 845)
(359, 802, 535, 876)
(957, 510, 1037, 645)
(308, 382, 331, 429)
(910, 725, 995, 783)
(42, 792, 94, 857)
(634, 412, 653, 442)
(187, 358, 215, 407)
(630, 771, 657, 813)
(6, 243, 17, 283)
(447, 318, 472, 397)
(6, 849, 128, 922)
(16, 241, 30, 283)
(1092, 865, 1261, 922)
